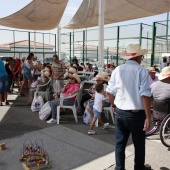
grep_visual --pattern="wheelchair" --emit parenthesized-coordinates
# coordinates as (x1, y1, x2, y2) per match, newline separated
(146, 99, 170, 148)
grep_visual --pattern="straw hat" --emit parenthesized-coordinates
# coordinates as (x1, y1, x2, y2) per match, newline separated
(72, 64, 78, 68)
(68, 67, 77, 74)
(148, 67, 156, 73)
(65, 62, 70, 67)
(120, 44, 148, 60)
(101, 72, 110, 81)
(71, 73, 81, 83)
(93, 73, 105, 81)
(158, 66, 170, 80)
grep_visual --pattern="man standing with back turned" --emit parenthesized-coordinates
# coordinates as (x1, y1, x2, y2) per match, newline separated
(106, 44, 152, 170)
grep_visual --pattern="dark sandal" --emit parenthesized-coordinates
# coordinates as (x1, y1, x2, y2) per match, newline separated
(5, 101, 9, 105)
(0, 102, 3, 106)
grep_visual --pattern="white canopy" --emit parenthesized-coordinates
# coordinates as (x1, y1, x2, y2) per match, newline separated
(65, 0, 170, 29)
(0, 0, 68, 30)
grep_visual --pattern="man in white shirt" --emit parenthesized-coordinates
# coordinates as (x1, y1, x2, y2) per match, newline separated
(106, 44, 152, 170)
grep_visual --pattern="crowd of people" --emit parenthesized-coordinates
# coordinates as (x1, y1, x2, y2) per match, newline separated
(0, 44, 170, 170)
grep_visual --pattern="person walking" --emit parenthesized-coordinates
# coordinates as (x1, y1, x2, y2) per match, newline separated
(88, 84, 105, 135)
(106, 44, 152, 170)
(0, 59, 9, 105)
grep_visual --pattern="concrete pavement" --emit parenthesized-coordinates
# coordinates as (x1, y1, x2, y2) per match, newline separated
(0, 91, 170, 170)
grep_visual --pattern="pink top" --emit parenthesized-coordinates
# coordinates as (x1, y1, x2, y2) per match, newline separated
(64, 83, 80, 100)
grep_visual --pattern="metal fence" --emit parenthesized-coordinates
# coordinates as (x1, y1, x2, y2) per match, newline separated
(0, 19, 170, 67)
(61, 22, 153, 67)
(0, 28, 57, 62)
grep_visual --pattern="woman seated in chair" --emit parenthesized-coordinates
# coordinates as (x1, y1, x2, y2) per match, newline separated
(28, 65, 52, 104)
(47, 73, 81, 124)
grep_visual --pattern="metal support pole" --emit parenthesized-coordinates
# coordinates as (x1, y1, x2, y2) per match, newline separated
(55, 34, 57, 54)
(151, 22, 156, 66)
(57, 27, 61, 59)
(107, 47, 109, 65)
(97, 46, 98, 61)
(98, 0, 104, 70)
(69, 32, 72, 63)
(28, 32, 31, 54)
(43, 33, 45, 62)
(166, 12, 169, 52)
(116, 26, 120, 66)
(86, 28, 87, 62)
(13, 30, 15, 58)
(139, 23, 143, 45)
(83, 30, 85, 64)
(73, 30, 74, 58)
(34, 30, 36, 53)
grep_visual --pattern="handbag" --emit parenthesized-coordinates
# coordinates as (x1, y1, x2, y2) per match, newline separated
(83, 105, 92, 124)
(31, 95, 44, 112)
(39, 102, 51, 120)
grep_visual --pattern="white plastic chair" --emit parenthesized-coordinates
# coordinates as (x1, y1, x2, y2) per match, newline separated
(56, 83, 84, 124)
(76, 81, 85, 107)
(57, 93, 78, 124)
(34, 78, 51, 101)
(103, 105, 115, 124)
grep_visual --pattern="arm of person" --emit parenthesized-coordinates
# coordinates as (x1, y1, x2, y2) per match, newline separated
(107, 92, 115, 107)
(69, 89, 79, 96)
(141, 95, 151, 131)
(102, 99, 105, 110)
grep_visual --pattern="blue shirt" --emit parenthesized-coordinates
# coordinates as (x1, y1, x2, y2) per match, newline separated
(106, 60, 152, 110)
(0, 60, 7, 77)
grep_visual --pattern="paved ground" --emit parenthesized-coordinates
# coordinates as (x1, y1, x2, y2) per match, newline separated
(0, 89, 170, 170)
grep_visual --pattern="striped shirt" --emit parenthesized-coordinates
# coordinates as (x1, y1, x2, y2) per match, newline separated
(106, 60, 152, 110)
(52, 61, 65, 80)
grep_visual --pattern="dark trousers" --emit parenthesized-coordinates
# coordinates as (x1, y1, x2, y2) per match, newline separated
(115, 108, 146, 170)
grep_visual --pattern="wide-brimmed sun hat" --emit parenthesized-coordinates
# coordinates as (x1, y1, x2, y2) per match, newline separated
(120, 44, 148, 60)
(70, 73, 81, 83)
(72, 64, 78, 68)
(65, 62, 70, 67)
(93, 73, 105, 81)
(148, 67, 156, 73)
(68, 67, 77, 74)
(158, 66, 170, 80)
(101, 72, 110, 81)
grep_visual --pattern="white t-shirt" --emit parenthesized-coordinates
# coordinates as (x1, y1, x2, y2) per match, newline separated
(93, 91, 105, 112)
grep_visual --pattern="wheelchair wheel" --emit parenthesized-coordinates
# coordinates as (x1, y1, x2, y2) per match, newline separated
(160, 114, 170, 147)
(146, 110, 160, 136)
(146, 120, 160, 136)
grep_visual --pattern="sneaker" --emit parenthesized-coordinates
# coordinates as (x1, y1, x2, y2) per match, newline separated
(47, 118, 57, 124)
(102, 123, 110, 129)
(88, 130, 95, 135)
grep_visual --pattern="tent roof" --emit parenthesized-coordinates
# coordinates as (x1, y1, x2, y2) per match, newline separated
(65, 0, 170, 29)
(0, 0, 68, 30)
